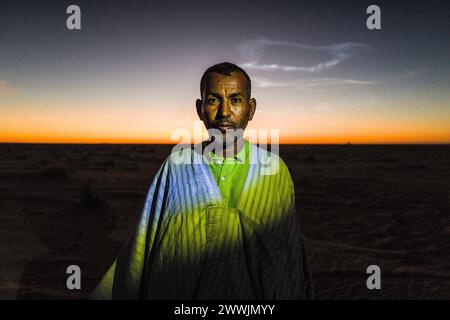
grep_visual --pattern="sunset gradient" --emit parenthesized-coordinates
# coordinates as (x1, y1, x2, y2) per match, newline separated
(1, 0, 449, 144)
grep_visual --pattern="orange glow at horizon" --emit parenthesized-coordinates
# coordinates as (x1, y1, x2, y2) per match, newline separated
(1, 134, 449, 144)
(1, 104, 449, 144)
(1, 126, 449, 144)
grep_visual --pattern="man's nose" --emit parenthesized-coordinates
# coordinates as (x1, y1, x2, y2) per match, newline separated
(219, 99, 231, 118)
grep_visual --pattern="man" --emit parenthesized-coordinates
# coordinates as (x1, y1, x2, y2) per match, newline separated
(91, 62, 313, 299)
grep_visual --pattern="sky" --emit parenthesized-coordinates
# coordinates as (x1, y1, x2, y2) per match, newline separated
(0, 0, 449, 144)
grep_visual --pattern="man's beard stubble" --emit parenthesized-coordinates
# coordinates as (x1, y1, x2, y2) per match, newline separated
(206, 127, 245, 154)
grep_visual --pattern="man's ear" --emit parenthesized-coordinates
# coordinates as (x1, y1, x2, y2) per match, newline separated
(248, 98, 256, 121)
(196, 99, 203, 121)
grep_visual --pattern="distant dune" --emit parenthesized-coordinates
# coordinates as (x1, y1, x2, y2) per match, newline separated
(0, 143, 449, 299)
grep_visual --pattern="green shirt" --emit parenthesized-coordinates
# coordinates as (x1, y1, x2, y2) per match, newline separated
(205, 139, 251, 208)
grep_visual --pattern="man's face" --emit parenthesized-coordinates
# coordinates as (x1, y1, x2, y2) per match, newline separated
(196, 71, 256, 144)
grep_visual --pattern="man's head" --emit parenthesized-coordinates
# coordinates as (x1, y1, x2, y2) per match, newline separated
(196, 62, 256, 145)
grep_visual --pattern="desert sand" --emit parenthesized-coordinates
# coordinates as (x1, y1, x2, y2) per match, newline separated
(0, 143, 449, 299)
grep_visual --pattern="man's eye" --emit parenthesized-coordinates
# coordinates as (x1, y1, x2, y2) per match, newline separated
(231, 97, 241, 104)
(207, 98, 219, 104)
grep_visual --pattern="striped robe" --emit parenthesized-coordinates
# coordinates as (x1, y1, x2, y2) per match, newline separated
(91, 142, 313, 299)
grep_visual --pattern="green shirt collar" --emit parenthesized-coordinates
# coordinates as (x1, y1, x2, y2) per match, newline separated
(205, 139, 249, 164)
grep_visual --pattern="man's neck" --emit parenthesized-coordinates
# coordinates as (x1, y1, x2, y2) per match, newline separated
(208, 138, 245, 158)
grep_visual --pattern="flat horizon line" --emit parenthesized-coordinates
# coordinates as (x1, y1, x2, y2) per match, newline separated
(1, 142, 449, 146)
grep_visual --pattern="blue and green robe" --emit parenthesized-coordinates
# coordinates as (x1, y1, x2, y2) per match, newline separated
(91, 141, 313, 299)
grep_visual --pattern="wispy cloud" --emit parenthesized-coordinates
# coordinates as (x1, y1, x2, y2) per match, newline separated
(252, 78, 292, 88)
(296, 78, 374, 90)
(0, 80, 17, 97)
(237, 37, 368, 73)
(253, 77, 374, 91)
(386, 68, 430, 82)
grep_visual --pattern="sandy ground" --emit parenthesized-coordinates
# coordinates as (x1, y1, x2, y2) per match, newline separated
(0, 143, 449, 299)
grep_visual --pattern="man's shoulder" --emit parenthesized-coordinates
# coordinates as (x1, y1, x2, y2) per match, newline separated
(252, 143, 291, 177)
(165, 144, 202, 166)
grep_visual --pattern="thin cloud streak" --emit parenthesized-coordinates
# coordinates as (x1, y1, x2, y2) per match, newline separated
(253, 77, 374, 91)
(252, 67, 429, 91)
(238, 37, 368, 73)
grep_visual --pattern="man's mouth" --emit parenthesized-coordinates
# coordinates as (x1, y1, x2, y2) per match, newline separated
(216, 123, 235, 131)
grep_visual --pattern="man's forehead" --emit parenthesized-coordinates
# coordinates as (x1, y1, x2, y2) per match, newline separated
(204, 72, 247, 91)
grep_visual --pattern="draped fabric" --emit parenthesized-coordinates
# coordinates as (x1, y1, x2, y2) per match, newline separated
(90, 142, 313, 300)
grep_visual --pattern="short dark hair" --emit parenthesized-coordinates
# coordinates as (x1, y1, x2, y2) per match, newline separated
(200, 62, 252, 99)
